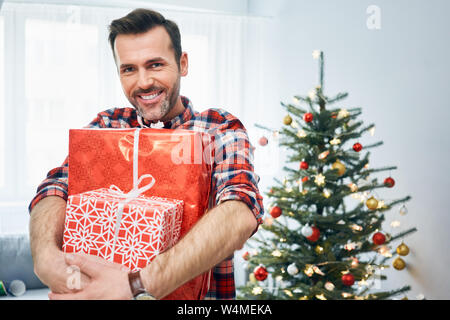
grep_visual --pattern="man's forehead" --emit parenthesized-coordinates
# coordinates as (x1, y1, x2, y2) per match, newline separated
(114, 26, 174, 63)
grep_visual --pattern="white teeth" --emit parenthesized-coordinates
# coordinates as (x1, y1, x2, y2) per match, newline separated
(141, 92, 160, 100)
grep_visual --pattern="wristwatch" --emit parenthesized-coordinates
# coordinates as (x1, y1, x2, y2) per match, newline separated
(128, 271, 156, 300)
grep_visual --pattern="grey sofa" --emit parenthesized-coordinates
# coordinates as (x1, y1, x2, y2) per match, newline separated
(0, 233, 49, 299)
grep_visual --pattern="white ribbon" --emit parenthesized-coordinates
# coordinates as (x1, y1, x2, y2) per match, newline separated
(108, 128, 155, 262)
(109, 174, 156, 263)
(107, 128, 179, 263)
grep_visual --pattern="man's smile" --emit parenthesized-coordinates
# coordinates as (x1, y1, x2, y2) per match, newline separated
(136, 89, 164, 104)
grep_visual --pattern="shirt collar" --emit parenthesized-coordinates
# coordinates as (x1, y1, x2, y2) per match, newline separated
(138, 96, 194, 129)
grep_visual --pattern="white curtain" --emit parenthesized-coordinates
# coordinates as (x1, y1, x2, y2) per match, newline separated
(0, 2, 271, 232)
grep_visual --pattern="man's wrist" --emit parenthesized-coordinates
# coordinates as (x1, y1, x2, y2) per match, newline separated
(128, 271, 156, 300)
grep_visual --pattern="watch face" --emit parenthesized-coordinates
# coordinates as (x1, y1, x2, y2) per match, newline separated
(135, 293, 156, 300)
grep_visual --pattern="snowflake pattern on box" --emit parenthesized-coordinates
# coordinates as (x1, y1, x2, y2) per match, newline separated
(62, 188, 183, 272)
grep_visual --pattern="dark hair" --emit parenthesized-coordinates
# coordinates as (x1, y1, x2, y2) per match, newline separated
(108, 8, 182, 66)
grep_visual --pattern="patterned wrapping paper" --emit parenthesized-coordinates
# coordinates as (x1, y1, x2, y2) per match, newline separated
(68, 128, 214, 238)
(63, 188, 183, 272)
(65, 128, 214, 300)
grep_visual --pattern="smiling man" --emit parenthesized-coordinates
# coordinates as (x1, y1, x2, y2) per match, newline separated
(28, 8, 264, 300)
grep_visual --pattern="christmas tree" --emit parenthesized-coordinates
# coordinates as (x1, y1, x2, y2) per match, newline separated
(239, 51, 417, 300)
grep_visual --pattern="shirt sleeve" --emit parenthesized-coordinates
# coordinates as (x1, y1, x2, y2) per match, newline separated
(211, 117, 265, 227)
(28, 113, 107, 214)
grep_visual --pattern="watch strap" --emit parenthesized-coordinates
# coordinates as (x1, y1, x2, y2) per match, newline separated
(128, 271, 146, 297)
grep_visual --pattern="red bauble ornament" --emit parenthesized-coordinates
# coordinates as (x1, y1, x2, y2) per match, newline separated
(353, 143, 363, 152)
(259, 136, 268, 146)
(306, 226, 320, 242)
(342, 273, 355, 286)
(254, 266, 268, 281)
(270, 206, 282, 218)
(242, 251, 249, 261)
(300, 161, 309, 170)
(302, 176, 309, 183)
(384, 177, 395, 188)
(303, 113, 314, 123)
(372, 232, 386, 245)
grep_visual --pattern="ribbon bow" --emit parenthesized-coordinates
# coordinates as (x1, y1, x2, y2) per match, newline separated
(108, 174, 156, 263)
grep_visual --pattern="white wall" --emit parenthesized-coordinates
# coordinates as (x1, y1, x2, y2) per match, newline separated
(248, 0, 450, 300)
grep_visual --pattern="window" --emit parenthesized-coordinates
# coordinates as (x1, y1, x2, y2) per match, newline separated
(24, 19, 99, 187)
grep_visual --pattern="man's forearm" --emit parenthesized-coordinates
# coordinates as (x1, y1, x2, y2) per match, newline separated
(29, 196, 67, 269)
(141, 200, 257, 299)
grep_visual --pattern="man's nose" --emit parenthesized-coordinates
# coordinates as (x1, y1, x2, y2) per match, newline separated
(137, 69, 154, 90)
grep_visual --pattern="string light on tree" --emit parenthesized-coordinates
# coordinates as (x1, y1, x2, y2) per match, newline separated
(264, 217, 274, 226)
(297, 129, 307, 138)
(349, 183, 358, 192)
(252, 287, 263, 295)
(312, 50, 321, 59)
(330, 137, 341, 145)
(325, 282, 335, 291)
(272, 250, 282, 258)
(318, 150, 330, 160)
(314, 173, 326, 187)
(337, 108, 350, 119)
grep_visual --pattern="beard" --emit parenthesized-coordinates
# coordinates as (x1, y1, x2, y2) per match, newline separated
(129, 78, 181, 123)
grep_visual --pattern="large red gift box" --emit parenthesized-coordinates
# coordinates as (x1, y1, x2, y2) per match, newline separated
(63, 183, 183, 271)
(64, 128, 214, 300)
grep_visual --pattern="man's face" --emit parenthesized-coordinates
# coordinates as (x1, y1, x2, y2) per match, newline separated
(114, 26, 188, 122)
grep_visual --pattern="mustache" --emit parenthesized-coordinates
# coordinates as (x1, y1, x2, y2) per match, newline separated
(133, 87, 164, 97)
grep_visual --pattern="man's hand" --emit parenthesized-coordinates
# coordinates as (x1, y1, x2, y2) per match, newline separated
(34, 248, 90, 294)
(30, 196, 90, 294)
(48, 253, 133, 300)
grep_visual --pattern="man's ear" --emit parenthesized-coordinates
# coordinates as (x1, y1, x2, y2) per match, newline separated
(179, 52, 188, 77)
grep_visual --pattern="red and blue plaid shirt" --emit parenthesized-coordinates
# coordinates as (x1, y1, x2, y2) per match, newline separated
(29, 96, 264, 300)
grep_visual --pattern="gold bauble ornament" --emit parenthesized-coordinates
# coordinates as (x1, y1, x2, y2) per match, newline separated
(249, 273, 257, 283)
(332, 160, 346, 176)
(393, 257, 406, 270)
(283, 115, 293, 125)
(315, 245, 324, 255)
(366, 197, 379, 210)
(396, 243, 410, 256)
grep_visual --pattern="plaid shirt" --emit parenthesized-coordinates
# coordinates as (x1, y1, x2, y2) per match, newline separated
(29, 96, 264, 300)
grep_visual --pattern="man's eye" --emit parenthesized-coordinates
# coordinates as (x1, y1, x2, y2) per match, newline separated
(122, 67, 134, 73)
(150, 63, 163, 68)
